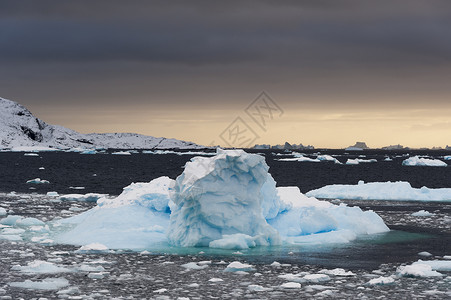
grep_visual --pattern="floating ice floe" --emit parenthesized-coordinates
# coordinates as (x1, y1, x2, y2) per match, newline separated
(59, 193, 106, 203)
(26, 178, 50, 184)
(24, 153, 39, 156)
(80, 149, 97, 154)
(42, 150, 390, 250)
(111, 151, 131, 155)
(75, 243, 109, 254)
(367, 276, 395, 285)
(224, 261, 255, 272)
(278, 155, 320, 162)
(11, 260, 71, 274)
(278, 153, 341, 164)
(142, 150, 215, 156)
(307, 181, 451, 202)
(345, 158, 377, 165)
(9, 278, 69, 290)
(397, 263, 443, 277)
(411, 210, 434, 217)
(413, 259, 451, 271)
(402, 156, 447, 167)
(0, 207, 6, 216)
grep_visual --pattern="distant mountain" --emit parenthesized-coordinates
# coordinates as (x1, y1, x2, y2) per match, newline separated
(0, 97, 204, 149)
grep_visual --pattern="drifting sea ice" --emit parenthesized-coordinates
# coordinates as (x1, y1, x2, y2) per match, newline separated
(26, 178, 50, 184)
(59, 193, 107, 202)
(307, 181, 451, 202)
(402, 156, 447, 167)
(11, 260, 71, 274)
(43, 149, 390, 250)
(9, 278, 69, 290)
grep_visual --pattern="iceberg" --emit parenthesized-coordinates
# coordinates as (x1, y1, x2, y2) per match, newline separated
(168, 149, 281, 247)
(402, 156, 447, 167)
(307, 181, 451, 202)
(50, 149, 389, 250)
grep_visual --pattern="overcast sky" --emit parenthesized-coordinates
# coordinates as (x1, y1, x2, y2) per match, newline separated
(1, 0, 451, 148)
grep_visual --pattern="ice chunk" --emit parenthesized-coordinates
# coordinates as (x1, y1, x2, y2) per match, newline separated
(16, 217, 45, 226)
(317, 155, 341, 164)
(411, 210, 434, 217)
(413, 260, 451, 271)
(367, 276, 395, 285)
(75, 243, 109, 254)
(26, 178, 50, 184)
(0, 215, 23, 225)
(397, 263, 443, 277)
(47, 191, 59, 197)
(248, 284, 272, 291)
(224, 261, 255, 272)
(278, 155, 320, 162)
(280, 282, 301, 289)
(303, 274, 330, 283)
(346, 158, 377, 165)
(402, 156, 447, 167)
(11, 260, 71, 274)
(418, 251, 433, 257)
(111, 151, 131, 155)
(168, 149, 280, 248)
(319, 268, 355, 276)
(181, 262, 209, 270)
(24, 153, 39, 156)
(0, 207, 6, 216)
(307, 181, 451, 202)
(9, 278, 69, 290)
(0, 234, 22, 241)
(59, 193, 106, 203)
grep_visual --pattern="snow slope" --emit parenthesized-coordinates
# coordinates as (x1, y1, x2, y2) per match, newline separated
(0, 97, 204, 149)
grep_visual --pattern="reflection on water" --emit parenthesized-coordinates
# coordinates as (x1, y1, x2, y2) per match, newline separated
(106, 230, 434, 269)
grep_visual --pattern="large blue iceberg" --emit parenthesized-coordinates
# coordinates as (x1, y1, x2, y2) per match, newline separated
(52, 149, 389, 250)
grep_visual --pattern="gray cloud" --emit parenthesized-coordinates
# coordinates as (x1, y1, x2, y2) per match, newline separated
(1, 0, 451, 112)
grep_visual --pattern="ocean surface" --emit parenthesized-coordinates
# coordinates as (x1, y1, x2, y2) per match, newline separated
(0, 149, 450, 298)
(1, 149, 451, 195)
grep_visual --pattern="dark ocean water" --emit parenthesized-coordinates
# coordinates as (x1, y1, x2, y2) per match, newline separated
(1, 149, 450, 299)
(0, 149, 450, 195)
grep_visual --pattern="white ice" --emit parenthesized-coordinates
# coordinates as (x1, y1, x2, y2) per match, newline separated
(59, 193, 107, 202)
(411, 210, 434, 217)
(402, 156, 447, 167)
(111, 151, 131, 155)
(26, 178, 50, 184)
(48, 150, 389, 250)
(11, 260, 71, 274)
(9, 278, 69, 290)
(307, 181, 451, 202)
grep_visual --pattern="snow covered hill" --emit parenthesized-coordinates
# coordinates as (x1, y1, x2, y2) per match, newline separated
(0, 97, 204, 149)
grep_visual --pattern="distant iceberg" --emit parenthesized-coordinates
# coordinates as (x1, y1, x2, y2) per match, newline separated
(51, 150, 389, 250)
(307, 181, 451, 202)
(402, 156, 447, 167)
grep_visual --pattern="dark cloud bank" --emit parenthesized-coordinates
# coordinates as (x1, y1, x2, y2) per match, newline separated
(1, 0, 451, 110)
